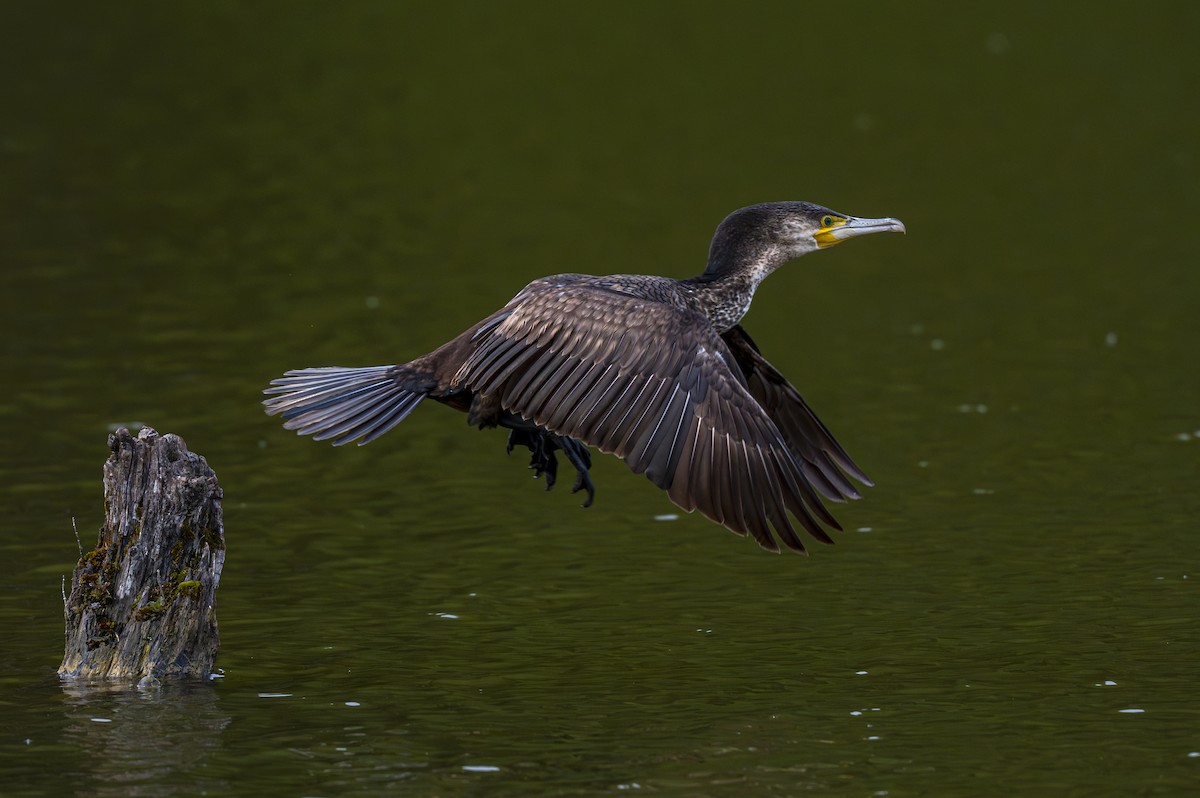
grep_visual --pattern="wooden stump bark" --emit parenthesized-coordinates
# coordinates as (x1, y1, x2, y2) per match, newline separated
(59, 426, 225, 682)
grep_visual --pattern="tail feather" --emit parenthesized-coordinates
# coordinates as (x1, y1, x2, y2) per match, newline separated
(263, 365, 427, 446)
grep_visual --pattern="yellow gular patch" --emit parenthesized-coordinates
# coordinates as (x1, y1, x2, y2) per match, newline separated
(814, 215, 848, 248)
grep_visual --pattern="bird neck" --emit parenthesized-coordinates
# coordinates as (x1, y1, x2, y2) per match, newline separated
(681, 248, 785, 332)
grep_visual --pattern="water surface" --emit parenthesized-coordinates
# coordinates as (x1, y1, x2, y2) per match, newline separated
(2, 3, 1198, 796)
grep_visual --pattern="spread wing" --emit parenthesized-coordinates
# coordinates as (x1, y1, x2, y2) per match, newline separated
(721, 324, 872, 502)
(454, 278, 841, 553)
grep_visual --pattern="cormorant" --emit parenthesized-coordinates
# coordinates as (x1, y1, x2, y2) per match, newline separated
(264, 202, 905, 553)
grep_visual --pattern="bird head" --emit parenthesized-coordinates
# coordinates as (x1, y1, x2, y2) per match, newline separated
(705, 201, 905, 278)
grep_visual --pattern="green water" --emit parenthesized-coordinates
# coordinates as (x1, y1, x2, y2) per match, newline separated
(3, 3, 1198, 796)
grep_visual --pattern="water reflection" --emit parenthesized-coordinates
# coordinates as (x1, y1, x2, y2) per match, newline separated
(59, 680, 230, 797)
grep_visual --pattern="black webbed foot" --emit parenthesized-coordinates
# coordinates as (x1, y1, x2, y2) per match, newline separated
(535, 447, 559, 491)
(506, 428, 558, 491)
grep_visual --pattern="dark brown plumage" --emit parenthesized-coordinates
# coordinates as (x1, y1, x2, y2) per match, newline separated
(264, 202, 905, 553)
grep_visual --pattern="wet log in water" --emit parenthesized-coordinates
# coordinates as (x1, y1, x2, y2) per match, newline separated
(60, 427, 225, 682)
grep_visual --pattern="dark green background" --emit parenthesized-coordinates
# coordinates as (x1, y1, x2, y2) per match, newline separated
(2, 3, 1198, 795)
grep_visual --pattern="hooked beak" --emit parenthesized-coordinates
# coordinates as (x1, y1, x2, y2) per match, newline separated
(815, 215, 906, 249)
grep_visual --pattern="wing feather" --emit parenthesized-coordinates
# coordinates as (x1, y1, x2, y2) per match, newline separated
(456, 279, 853, 552)
(722, 324, 871, 501)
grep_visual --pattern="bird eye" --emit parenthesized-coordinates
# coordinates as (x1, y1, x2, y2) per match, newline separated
(821, 215, 834, 227)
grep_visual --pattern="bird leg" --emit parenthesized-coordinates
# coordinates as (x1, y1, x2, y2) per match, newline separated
(505, 426, 595, 508)
(557, 436, 595, 508)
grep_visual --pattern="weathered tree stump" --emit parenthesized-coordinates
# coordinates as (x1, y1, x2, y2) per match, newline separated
(60, 427, 225, 682)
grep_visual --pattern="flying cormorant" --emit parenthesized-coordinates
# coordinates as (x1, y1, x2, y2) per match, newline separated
(264, 202, 905, 553)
